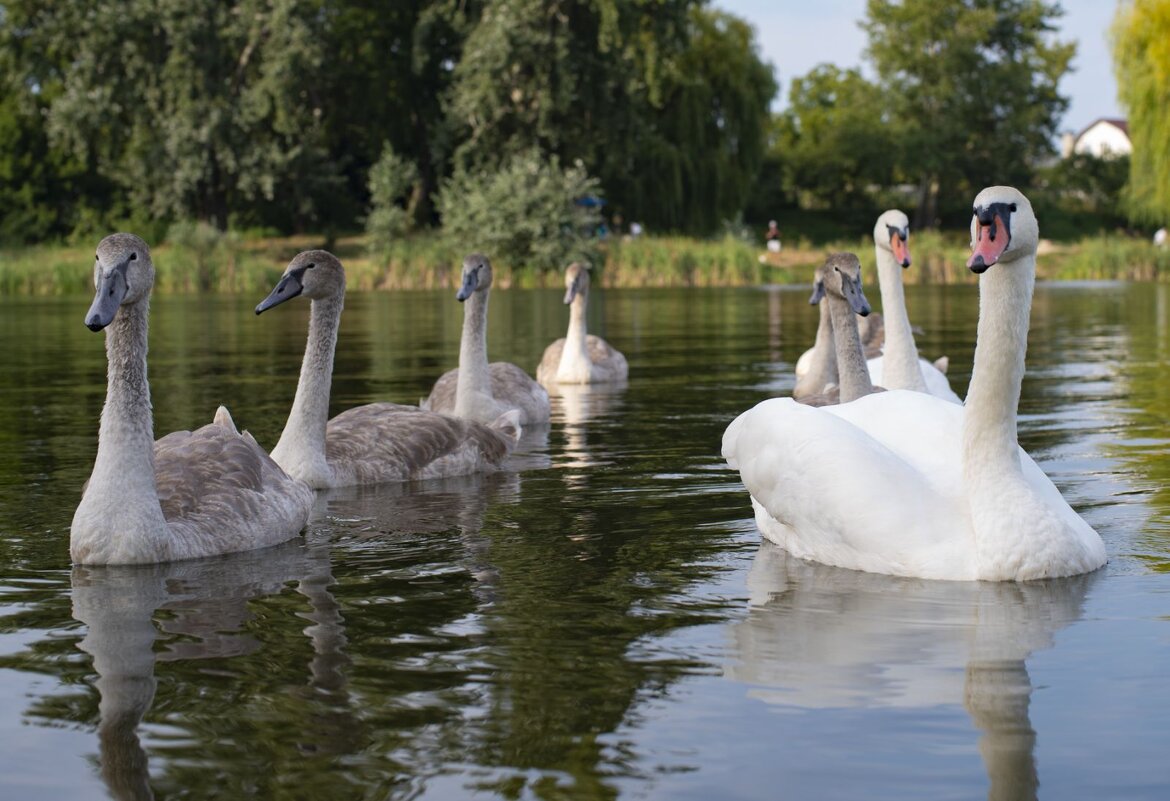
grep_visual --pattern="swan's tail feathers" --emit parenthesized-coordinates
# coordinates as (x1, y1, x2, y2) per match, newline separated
(213, 405, 240, 433)
(933, 355, 949, 374)
(419, 397, 431, 410)
(722, 411, 748, 469)
(490, 410, 523, 446)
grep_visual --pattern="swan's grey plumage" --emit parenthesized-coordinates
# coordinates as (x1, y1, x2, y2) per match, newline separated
(796, 253, 884, 407)
(256, 250, 521, 489)
(422, 253, 551, 425)
(71, 233, 313, 565)
(536, 262, 628, 384)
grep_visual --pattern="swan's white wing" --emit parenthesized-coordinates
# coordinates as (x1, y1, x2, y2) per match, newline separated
(723, 392, 974, 578)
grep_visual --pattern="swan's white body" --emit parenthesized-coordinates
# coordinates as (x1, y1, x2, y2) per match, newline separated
(71, 234, 313, 565)
(424, 254, 551, 425)
(257, 251, 521, 490)
(722, 188, 1107, 581)
(537, 262, 628, 384)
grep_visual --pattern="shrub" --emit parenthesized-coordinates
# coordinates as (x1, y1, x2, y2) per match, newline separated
(436, 150, 603, 276)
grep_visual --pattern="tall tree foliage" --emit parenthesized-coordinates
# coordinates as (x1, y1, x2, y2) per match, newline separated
(775, 65, 897, 211)
(5, 0, 335, 230)
(319, 0, 478, 228)
(1112, 0, 1170, 225)
(448, 1, 774, 234)
(863, 0, 1073, 228)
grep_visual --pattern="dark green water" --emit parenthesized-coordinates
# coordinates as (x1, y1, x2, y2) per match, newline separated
(0, 282, 1168, 800)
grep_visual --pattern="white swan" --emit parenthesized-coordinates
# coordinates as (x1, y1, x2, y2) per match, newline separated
(722, 187, 1107, 581)
(423, 253, 551, 425)
(536, 262, 628, 385)
(255, 250, 522, 489)
(796, 253, 883, 407)
(864, 209, 960, 402)
(71, 233, 313, 565)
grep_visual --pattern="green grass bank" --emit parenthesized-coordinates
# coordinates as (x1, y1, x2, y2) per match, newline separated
(3, 231, 1169, 296)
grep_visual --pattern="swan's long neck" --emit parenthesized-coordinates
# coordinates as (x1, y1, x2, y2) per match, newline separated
(82, 300, 166, 532)
(828, 294, 875, 403)
(875, 247, 926, 391)
(558, 292, 592, 380)
(803, 301, 839, 391)
(455, 290, 493, 416)
(962, 255, 1035, 476)
(272, 294, 343, 477)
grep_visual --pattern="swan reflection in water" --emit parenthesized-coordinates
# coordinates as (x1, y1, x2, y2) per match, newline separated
(72, 469, 523, 800)
(726, 543, 1097, 801)
(72, 537, 343, 801)
(545, 380, 627, 489)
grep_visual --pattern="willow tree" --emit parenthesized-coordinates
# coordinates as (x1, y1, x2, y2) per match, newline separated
(1112, 0, 1170, 225)
(447, 0, 774, 234)
(863, 0, 1073, 228)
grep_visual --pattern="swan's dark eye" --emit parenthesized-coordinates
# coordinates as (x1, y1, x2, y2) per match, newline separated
(95, 253, 99, 261)
(1009, 203, 1017, 212)
(129, 252, 137, 261)
(306, 263, 316, 270)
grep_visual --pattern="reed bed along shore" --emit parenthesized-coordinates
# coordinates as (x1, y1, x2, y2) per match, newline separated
(3, 230, 1169, 296)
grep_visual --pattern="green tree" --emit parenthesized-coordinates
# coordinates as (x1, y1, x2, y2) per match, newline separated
(774, 64, 897, 211)
(366, 142, 420, 255)
(1112, 0, 1170, 224)
(863, 0, 1074, 228)
(318, 0, 480, 229)
(448, 1, 775, 234)
(436, 149, 601, 273)
(4, 0, 336, 231)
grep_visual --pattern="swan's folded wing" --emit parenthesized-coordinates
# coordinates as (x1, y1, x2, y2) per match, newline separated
(154, 424, 283, 521)
(489, 362, 550, 414)
(586, 334, 628, 376)
(423, 368, 459, 413)
(723, 395, 968, 576)
(325, 403, 509, 483)
(537, 338, 566, 384)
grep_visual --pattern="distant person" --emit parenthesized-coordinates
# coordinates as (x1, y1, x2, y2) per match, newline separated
(766, 220, 782, 253)
(1155, 227, 1168, 248)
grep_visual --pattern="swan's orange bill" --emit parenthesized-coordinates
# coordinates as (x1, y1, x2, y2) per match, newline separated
(891, 232, 912, 267)
(967, 217, 1009, 268)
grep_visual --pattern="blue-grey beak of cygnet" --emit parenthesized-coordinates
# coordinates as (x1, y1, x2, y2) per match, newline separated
(456, 269, 478, 302)
(255, 265, 310, 314)
(563, 274, 582, 305)
(808, 280, 825, 306)
(85, 259, 131, 331)
(844, 273, 871, 316)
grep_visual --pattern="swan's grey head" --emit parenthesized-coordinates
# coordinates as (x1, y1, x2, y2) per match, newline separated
(85, 233, 153, 331)
(255, 250, 345, 314)
(874, 209, 911, 268)
(457, 253, 493, 302)
(967, 186, 1037, 274)
(563, 261, 592, 305)
(822, 252, 871, 316)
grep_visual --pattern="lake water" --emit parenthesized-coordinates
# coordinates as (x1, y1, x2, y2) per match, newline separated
(0, 281, 1168, 800)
